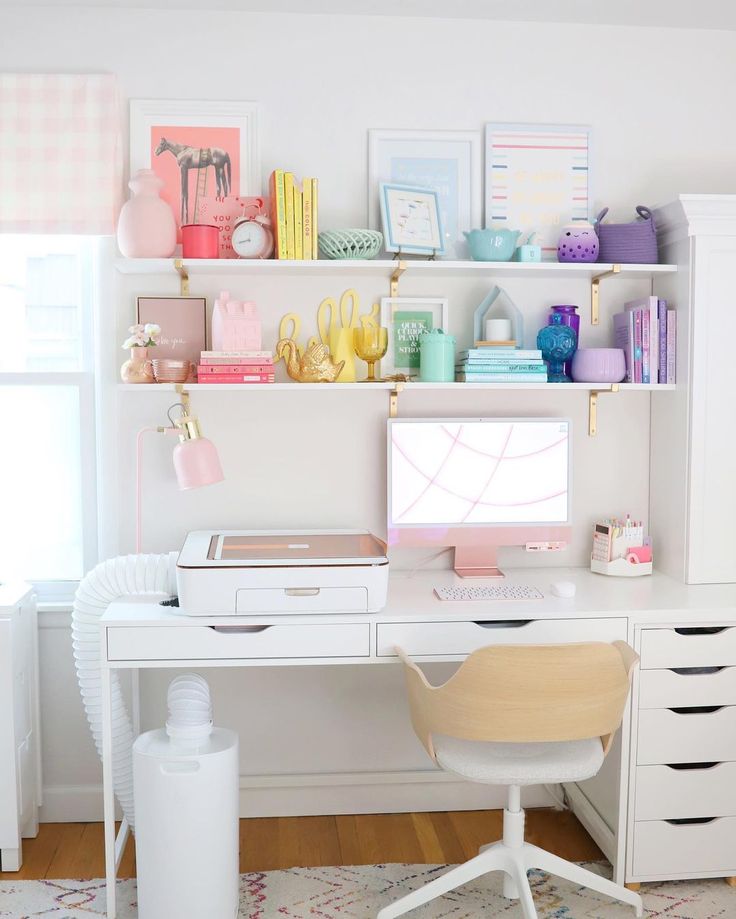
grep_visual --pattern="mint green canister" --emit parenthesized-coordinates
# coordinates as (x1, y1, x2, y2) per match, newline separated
(419, 329, 456, 382)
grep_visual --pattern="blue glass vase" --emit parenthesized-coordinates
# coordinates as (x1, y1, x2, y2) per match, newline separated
(537, 313, 577, 383)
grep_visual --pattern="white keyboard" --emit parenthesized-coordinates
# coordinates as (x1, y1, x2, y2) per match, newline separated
(434, 584, 544, 602)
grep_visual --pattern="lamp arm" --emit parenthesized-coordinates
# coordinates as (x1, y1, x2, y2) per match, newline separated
(136, 425, 179, 553)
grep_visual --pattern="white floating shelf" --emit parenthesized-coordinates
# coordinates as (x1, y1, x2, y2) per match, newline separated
(119, 382, 675, 393)
(115, 257, 677, 280)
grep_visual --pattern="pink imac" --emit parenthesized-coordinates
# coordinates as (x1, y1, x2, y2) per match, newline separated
(387, 418, 572, 578)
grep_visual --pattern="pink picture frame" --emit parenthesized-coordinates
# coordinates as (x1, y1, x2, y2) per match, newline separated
(136, 296, 207, 366)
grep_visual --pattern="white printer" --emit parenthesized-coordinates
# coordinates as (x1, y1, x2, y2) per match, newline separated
(176, 529, 389, 616)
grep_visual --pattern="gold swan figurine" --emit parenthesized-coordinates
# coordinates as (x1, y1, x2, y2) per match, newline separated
(276, 338, 345, 383)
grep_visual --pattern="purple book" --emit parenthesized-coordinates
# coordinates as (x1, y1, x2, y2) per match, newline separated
(666, 309, 677, 383)
(632, 309, 643, 383)
(658, 300, 667, 383)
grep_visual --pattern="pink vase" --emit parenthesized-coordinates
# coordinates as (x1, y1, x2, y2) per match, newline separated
(120, 347, 154, 383)
(117, 169, 177, 258)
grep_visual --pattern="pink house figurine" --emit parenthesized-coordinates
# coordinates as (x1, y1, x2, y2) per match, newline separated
(211, 291, 262, 352)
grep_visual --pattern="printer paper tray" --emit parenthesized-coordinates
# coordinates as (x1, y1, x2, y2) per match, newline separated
(235, 586, 368, 614)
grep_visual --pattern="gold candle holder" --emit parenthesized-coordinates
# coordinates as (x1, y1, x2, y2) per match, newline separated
(353, 326, 388, 382)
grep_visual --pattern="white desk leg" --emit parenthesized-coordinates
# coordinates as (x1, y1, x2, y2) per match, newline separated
(131, 668, 141, 736)
(101, 657, 117, 919)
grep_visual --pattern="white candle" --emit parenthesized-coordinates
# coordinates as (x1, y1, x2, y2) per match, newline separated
(485, 318, 513, 341)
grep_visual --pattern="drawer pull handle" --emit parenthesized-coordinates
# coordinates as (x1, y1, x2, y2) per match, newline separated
(672, 666, 725, 675)
(665, 817, 717, 826)
(674, 626, 728, 636)
(474, 620, 533, 629)
(211, 625, 273, 634)
(285, 588, 320, 597)
(666, 762, 720, 771)
(669, 705, 724, 715)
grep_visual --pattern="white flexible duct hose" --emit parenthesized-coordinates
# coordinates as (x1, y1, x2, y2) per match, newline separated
(72, 553, 178, 829)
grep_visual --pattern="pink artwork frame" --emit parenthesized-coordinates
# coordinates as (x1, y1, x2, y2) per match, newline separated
(136, 296, 207, 366)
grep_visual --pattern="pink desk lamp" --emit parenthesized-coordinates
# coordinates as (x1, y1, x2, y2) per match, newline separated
(136, 400, 224, 552)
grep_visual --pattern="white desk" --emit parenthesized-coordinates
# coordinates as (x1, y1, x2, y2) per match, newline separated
(99, 567, 736, 917)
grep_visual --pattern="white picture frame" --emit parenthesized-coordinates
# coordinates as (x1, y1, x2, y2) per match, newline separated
(380, 297, 449, 376)
(129, 99, 260, 229)
(379, 184, 445, 256)
(484, 122, 592, 259)
(368, 129, 482, 259)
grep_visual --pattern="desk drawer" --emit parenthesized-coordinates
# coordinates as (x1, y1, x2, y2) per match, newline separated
(377, 617, 626, 658)
(639, 666, 736, 709)
(632, 817, 736, 877)
(637, 707, 736, 764)
(107, 623, 370, 661)
(639, 627, 736, 669)
(635, 763, 736, 820)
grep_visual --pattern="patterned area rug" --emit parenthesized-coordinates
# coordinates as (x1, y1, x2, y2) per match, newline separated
(0, 863, 732, 917)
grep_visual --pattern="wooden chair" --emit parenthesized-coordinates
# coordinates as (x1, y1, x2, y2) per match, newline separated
(377, 641, 642, 919)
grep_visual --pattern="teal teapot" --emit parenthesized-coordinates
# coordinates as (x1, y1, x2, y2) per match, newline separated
(464, 227, 522, 262)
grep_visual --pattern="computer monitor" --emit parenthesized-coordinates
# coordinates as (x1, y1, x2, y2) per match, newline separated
(387, 418, 572, 578)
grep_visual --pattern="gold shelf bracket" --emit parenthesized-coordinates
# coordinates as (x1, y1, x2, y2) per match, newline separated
(590, 264, 621, 325)
(588, 383, 619, 437)
(174, 259, 190, 297)
(390, 261, 407, 298)
(174, 382, 191, 414)
(389, 383, 404, 419)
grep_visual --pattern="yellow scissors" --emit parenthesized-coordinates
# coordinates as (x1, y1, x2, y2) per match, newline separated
(317, 289, 360, 346)
(278, 312, 318, 357)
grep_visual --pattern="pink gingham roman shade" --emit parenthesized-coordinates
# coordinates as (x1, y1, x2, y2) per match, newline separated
(0, 74, 122, 234)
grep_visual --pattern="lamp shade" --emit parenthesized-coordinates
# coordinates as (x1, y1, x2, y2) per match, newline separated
(172, 436, 224, 490)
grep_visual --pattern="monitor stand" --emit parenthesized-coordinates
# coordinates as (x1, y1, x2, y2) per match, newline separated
(454, 545, 504, 579)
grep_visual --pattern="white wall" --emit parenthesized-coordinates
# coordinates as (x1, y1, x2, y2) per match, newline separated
(5, 6, 736, 820)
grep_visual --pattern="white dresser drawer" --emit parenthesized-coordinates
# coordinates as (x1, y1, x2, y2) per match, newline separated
(639, 627, 736, 669)
(637, 707, 736, 764)
(236, 586, 367, 613)
(377, 617, 626, 658)
(107, 623, 370, 662)
(635, 763, 736, 820)
(632, 817, 736, 877)
(639, 666, 736, 708)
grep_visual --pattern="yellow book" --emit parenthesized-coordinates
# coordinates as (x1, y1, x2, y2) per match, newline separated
(310, 178, 319, 259)
(284, 172, 295, 259)
(302, 179, 313, 261)
(293, 182, 303, 260)
(269, 170, 288, 259)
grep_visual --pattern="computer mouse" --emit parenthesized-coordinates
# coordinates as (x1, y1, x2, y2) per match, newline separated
(551, 581, 576, 599)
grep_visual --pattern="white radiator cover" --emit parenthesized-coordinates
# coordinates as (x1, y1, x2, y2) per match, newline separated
(0, 583, 41, 871)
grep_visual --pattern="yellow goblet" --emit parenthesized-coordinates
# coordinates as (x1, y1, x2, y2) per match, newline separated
(353, 326, 388, 382)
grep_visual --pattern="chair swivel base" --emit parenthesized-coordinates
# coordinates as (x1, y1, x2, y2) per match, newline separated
(377, 802, 643, 919)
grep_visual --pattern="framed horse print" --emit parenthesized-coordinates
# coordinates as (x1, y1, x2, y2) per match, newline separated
(129, 100, 260, 254)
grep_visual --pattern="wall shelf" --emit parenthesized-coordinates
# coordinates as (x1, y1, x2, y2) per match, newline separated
(119, 382, 674, 393)
(116, 256, 676, 281)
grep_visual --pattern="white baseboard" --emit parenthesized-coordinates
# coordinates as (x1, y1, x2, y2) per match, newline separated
(42, 772, 553, 823)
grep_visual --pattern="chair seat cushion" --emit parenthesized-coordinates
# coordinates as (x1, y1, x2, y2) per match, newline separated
(433, 735, 605, 786)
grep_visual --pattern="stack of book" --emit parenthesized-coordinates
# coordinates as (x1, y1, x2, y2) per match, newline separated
(456, 346, 548, 382)
(613, 297, 676, 384)
(269, 170, 319, 259)
(197, 350, 275, 384)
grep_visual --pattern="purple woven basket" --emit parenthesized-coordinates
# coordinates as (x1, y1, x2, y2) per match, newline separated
(594, 206, 658, 264)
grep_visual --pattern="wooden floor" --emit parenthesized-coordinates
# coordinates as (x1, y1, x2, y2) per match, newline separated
(0, 808, 601, 880)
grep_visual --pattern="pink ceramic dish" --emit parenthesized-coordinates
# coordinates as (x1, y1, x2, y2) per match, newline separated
(571, 348, 626, 383)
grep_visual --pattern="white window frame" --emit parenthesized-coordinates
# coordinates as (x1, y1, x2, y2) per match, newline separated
(0, 236, 101, 602)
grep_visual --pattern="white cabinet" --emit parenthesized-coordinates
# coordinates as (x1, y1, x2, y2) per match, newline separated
(652, 196, 736, 584)
(0, 584, 41, 871)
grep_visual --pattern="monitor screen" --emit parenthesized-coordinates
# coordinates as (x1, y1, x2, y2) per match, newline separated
(388, 418, 571, 528)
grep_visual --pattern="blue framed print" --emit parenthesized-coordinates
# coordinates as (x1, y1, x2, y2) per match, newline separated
(379, 183, 446, 256)
(369, 129, 481, 258)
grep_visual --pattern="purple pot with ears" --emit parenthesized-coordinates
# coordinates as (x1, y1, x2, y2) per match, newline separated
(557, 222, 599, 263)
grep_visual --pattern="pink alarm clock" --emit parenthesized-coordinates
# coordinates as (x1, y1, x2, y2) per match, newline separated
(231, 199, 274, 259)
